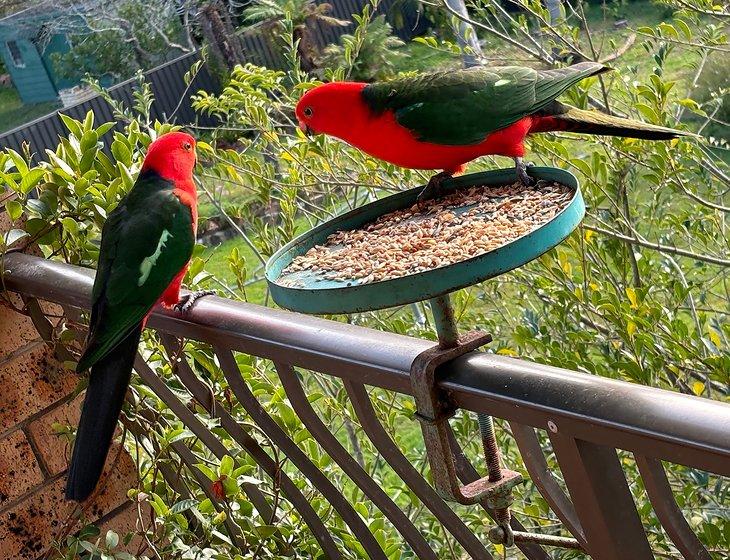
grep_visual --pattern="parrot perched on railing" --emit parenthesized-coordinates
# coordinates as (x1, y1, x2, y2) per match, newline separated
(295, 62, 692, 198)
(66, 131, 212, 501)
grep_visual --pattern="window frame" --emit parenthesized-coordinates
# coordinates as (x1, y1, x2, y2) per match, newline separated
(6, 40, 25, 68)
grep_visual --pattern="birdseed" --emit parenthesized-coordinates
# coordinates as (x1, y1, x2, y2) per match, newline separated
(281, 180, 574, 285)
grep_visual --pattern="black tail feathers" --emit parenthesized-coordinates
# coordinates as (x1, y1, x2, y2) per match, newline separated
(65, 325, 142, 501)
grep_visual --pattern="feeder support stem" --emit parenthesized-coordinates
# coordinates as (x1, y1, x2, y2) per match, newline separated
(429, 295, 460, 348)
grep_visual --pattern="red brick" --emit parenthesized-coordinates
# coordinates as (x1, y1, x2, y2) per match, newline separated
(0, 294, 43, 363)
(0, 430, 44, 507)
(0, 345, 77, 432)
(0, 478, 69, 559)
(27, 393, 130, 478)
(77, 446, 139, 523)
(27, 394, 83, 476)
(0, 447, 137, 559)
(97, 501, 153, 554)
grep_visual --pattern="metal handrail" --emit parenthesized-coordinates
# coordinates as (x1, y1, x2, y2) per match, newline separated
(3, 252, 728, 559)
(5, 253, 728, 474)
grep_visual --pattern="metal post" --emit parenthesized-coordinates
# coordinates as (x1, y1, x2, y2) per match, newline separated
(549, 433, 653, 559)
(428, 294, 460, 348)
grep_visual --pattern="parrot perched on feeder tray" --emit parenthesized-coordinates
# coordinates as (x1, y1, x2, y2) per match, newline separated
(295, 62, 692, 199)
(66, 131, 213, 501)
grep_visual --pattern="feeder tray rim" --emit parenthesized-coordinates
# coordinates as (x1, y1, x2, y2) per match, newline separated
(265, 166, 584, 315)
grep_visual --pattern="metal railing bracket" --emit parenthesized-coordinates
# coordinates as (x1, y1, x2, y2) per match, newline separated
(409, 330, 525, 505)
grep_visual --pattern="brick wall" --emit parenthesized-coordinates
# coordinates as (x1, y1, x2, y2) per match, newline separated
(0, 211, 140, 559)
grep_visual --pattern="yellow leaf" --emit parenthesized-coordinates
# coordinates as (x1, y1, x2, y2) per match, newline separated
(692, 381, 704, 396)
(627, 321, 637, 337)
(584, 229, 595, 242)
(709, 330, 721, 347)
(589, 282, 599, 291)
(497, 348, 518, 356)
(626, 287, 638, 309)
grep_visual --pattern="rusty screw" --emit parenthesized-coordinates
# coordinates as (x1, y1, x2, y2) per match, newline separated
(478, 413, 502, 481)
(478, 413, 515, 546)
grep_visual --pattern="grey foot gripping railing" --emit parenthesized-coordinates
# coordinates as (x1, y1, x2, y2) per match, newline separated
(2, 252, 729, 560)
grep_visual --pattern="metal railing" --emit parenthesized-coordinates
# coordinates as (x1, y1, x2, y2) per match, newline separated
(2, 252, 729, 560)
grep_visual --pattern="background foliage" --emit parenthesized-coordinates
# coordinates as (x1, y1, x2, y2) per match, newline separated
(1, 0, 728, 558)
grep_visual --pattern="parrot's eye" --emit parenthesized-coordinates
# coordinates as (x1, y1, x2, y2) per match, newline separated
(183, 142, 192, 151)
(303, 106, 313, 118)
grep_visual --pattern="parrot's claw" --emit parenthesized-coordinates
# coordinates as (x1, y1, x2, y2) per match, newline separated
(174, 290, 215, 315)
(417, 171, 453, 202)
(514, 157, 536, 187)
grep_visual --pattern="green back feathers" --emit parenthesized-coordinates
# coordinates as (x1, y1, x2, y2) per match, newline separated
(77, 170, 195, 371)
(361, 62, 610, 145)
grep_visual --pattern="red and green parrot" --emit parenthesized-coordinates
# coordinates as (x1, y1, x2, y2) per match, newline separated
(295, 62, 691, 197)
(66, 131, 212, 501)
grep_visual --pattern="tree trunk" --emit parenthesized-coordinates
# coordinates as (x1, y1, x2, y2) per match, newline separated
(444, 0, 482, 68)
(198, 1, 243, 70)
(295, 17, 321, 73)
(293, 30, 314, 72)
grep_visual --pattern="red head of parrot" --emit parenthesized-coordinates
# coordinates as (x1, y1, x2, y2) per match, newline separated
(142, 131, 197, 184)
(141, 131, 199, 222)
(296, 81, 369, 138)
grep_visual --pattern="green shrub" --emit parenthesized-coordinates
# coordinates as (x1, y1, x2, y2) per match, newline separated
(319, 15, 406, 81)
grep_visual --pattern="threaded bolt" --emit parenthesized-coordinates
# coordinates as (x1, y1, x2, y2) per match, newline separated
(478, 413, 502, 482)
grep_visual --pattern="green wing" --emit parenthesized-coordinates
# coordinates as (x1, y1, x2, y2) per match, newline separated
(77, 171, 195, 371)
(361, 62, 609, 145)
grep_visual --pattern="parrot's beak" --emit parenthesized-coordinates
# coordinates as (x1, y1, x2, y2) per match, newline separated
(299, 121, 312, 137)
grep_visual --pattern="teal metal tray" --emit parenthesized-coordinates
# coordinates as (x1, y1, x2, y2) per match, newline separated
(266, 167, 584, 314)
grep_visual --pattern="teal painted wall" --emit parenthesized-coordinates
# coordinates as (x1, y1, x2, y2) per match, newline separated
(0, 38, 58, 103)
(40, 33, 73, 91)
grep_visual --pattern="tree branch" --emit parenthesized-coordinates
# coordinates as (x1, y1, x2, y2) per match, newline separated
(585, 224, 730, 266)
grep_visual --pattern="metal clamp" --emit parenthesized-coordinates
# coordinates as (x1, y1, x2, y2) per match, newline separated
(410, 330, 523, 505)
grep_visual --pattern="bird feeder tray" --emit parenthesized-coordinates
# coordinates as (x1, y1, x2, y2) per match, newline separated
(266, 166, 583, 314)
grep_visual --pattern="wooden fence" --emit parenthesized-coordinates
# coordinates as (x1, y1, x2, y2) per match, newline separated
(0, 0, 427, 160)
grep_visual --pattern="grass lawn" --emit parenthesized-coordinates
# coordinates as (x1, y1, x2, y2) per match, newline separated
(201, 236, 270, 305)
(583, 0, 699, 82)
(0, 86, 59, 134)
(392, 40, 457, 74)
